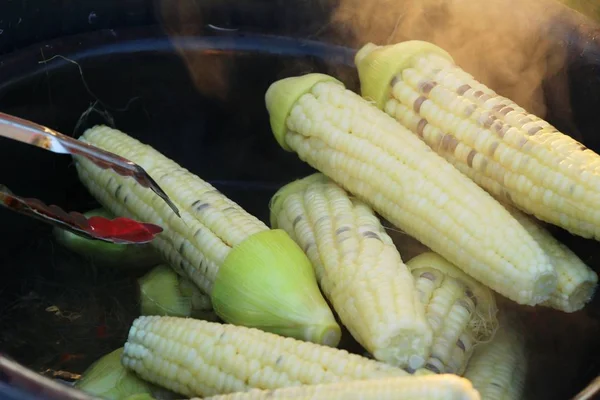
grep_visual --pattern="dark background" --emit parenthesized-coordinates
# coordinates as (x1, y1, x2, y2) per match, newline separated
(0, 0, 342, 56)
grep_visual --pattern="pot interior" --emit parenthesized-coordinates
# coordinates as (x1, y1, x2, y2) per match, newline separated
(0, 25, 600, 400)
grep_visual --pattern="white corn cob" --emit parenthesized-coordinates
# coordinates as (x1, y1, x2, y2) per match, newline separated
(122, 316, 409, 398)
(269, 173, 432, 370)
(355, 40, 600, 241)
(504, 204, 598, 312)
(196, 374, 481, 400)
(406, 252, 498, 375)
(76, 126, 267, 293)
(264, 73, 556, 306)
(74, 126, 340, 345)
(463, 315, 528, 400)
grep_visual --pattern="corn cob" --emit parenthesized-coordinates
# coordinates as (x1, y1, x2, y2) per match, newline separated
(355, 40, 600, 241)
(122, 315, 409, 398)
(269, 172, 432, 370)
(196, 374, 481, 400)
(503, 204, 598, 312)
(406, 252, 498, 375)
(264, 73, 555, 306)
(138, 264, 217, 320)
(463, 315, 528, 400)
(74, 126, 340, 345)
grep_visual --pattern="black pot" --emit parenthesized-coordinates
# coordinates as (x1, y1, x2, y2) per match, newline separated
(2, 1, 600, 399)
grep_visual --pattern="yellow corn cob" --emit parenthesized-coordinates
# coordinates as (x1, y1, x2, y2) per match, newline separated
(503, 204, 598, 312)
(269, 173, 432, 370)
(355, 40, 600, 241)
(74, 126, 340, 345)
(196, 374, 481, 400)
(122, 315, 409, 398)
(463, 315, 528, 400)
(264, 73, 556, 306)
(406, 252, 499, 375)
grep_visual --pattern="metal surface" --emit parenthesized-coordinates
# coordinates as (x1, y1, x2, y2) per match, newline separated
(0, 111, 181, 218)
(0, 184, 163, 244)
(573, 376, 600, 400)
(0, 355, 98, 400)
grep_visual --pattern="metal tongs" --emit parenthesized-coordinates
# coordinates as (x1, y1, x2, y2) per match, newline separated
(0, 111, 180, 244)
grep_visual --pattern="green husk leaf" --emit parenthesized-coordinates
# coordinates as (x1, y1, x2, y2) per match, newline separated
(354, 41, 454, 110)
(138, 265, 194, 317)
(123, 395, 157, 400)
(179, 276, 214, 312)
(211, 229, 341, 347)
(74, 348, 155, 399)
(53, 207, 161, 269)
(138, 265, 219, 321)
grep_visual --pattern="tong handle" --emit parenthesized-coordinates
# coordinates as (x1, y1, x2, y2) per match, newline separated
(0, 111, 180, 217)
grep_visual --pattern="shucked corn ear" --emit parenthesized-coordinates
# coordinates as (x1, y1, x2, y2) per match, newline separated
(53, 207, 161, 269)
(269, 173, 432, 370)
(138, 264, 217, 321)
(463, 314, 528, 400)
(504, 204, 598, 312)
(355, 40, 600, 241)
(74, 126, 340, 346)
(264, 73, 555, 306)
(122, 315, 409, 398)
(406, 252, 498, 375)
(197, 374, 481, 400)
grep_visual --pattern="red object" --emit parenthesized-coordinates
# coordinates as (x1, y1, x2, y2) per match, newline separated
(88, 216, 163, 243)
(95, 324, 108, 339)
(58, 354, 84, 364)
(0, 185, 163, 244)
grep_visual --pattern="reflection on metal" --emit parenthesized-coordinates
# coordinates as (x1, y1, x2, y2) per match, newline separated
(0, 184, 163, 244)
(0, 355, 96, 400)
(573, 376, 600, 400)
(0, 111, 180, 218)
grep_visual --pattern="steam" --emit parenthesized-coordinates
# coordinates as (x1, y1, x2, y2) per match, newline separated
(559, 0, 600, 24)
(156, 0, 598, 122)
(332, 0, 592, 117)
(157, 0, 231, 101)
